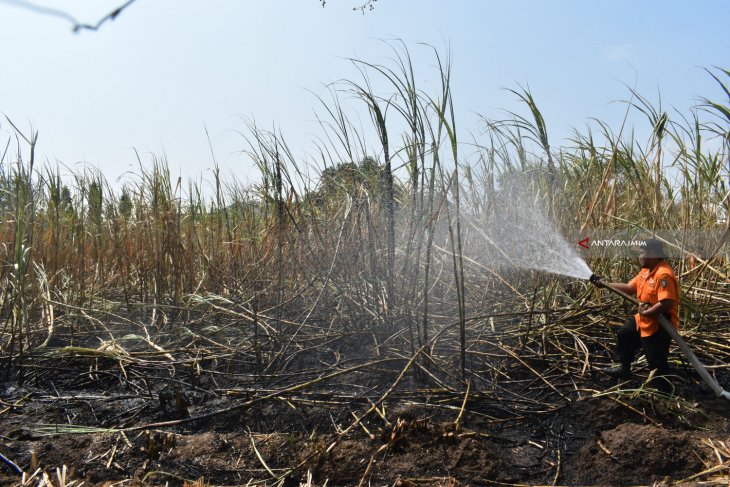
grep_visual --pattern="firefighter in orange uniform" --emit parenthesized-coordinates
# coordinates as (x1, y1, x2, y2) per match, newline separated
(592, 239, 679, 393)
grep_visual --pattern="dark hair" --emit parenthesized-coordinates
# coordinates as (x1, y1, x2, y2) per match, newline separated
(642, 238, 666, 258)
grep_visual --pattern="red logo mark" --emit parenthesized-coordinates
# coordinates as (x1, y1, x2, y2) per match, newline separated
(578, 237, 590, 249)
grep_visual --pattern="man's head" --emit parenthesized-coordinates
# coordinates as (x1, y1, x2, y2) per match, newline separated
(639, 238, 666, 268)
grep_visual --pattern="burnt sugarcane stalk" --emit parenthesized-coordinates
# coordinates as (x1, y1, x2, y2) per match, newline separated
(590, 274, 730, 400)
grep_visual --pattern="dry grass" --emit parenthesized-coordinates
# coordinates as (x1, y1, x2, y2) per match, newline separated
(0, 47, 728, 484)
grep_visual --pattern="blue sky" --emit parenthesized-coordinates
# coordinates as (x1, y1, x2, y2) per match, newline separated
(0, 1, 728, 187)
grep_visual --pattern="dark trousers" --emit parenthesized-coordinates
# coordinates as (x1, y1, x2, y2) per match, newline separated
(616, 316, 673, 391)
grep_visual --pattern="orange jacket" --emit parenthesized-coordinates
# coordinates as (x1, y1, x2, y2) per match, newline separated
(629, 260, 679, 337)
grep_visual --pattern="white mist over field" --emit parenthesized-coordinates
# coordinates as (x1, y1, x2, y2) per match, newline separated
(464, 185, 592, 281)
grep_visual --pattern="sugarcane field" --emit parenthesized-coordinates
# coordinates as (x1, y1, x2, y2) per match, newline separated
(1, 2, 729, 486)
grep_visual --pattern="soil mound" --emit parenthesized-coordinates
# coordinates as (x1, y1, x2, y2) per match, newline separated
(565, 423, 705, 486)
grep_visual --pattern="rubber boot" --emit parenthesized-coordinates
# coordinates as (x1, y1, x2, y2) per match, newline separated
(602, 364, 631, 380)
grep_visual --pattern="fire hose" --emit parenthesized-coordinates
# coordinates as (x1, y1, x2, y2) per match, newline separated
(590, 274, 730, 400)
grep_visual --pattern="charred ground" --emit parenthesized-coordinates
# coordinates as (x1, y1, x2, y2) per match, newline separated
(2, 303, 729, 487)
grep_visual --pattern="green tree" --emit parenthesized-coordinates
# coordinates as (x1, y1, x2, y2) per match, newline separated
(118, 188, 133, 220)
(88, 180, 103, 229)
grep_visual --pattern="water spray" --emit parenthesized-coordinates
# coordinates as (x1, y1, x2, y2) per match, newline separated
(589, 273, 730, 401)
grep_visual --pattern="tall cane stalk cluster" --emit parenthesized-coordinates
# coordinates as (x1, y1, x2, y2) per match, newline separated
(1, 49, 727, 383)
